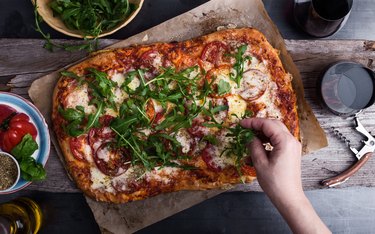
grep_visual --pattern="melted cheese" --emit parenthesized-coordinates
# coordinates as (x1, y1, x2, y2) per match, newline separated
(65, 85, 96, 114)
(152, 99, 163, 113)
(83, 144, 93, 163)
(111, 72, 126, 86)
(128, 77, 141, 91)
(96, 146, 110, 162)
(145, 167, 180, 184)
(255, 81, 282, 119)
(152, 53, 163, 68)
(111, 166, 144, 191)
(227, 95, 247, 122)
(90, 167, 114, 193)
(175, 129, 193, 154)
(207, 143, 236, 169)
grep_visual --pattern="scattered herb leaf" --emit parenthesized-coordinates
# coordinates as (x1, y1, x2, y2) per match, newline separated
(11, 134, 46, 181)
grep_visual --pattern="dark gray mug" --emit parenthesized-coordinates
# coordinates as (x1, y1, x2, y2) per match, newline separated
(294, 0, 353, 37)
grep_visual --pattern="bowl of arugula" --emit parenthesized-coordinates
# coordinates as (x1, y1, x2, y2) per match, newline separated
(33, 0, 144, 38)
(0, 92, 50, 194)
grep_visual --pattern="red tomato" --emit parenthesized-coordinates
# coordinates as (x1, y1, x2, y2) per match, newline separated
(0, 113, 38, 152)
(0, 104, 16, 124)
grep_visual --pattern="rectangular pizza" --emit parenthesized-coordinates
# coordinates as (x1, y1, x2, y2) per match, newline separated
(52, 28, 299, 203)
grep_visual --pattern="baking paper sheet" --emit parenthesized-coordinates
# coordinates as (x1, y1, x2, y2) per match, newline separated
(29, 0, 328, 232)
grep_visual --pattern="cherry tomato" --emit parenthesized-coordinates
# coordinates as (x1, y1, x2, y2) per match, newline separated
(0, 104, 16, 124)
(0, 113, 38, 152)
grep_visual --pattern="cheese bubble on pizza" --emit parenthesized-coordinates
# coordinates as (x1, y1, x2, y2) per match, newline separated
(52, 28, 299, 203)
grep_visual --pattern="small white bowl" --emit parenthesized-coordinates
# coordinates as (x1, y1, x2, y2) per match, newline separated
(0, 152, 21, 193)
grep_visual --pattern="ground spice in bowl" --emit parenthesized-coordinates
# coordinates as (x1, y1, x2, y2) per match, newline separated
(0, 153, 20, 190)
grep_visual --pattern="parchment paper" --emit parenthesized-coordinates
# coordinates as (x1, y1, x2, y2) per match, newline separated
(29, 0, 328, 232)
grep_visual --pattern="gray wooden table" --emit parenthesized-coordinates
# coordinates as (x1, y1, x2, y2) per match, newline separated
(1, 0, 375, 233)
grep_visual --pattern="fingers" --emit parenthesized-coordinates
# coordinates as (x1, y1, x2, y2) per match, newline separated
(240, 118, 292, 147)
(248, 137, 268, 168)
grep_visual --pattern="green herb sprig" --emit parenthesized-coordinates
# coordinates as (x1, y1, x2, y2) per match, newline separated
(33, 0, 137, 52)
(221, 125, 254, 176)
(230, 45, 252, 87)
(34, 1, 98, 52)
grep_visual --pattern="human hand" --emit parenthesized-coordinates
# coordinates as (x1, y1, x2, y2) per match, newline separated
(240, 118, 303, 202)
(241, 118, 331, 234)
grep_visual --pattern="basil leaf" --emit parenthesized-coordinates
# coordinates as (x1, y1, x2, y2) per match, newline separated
(20, 157, 46, 181)
(11, 134, 46, 181)
(217, 79, 231, 95)
(11, 134, 38, 160)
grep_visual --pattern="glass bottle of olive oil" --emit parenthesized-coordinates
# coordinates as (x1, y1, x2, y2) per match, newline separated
(0, 197, 42, 234)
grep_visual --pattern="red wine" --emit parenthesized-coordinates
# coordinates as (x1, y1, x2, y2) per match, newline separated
(313, 0, 351, 20)
(294, 0, 353, 37)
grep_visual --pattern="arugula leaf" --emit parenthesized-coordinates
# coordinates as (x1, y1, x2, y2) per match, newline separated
(85, 101, 104, 131)
(48, 0, 136, 37)
(230, 45, 252, 87)
(217, 79, 231, 95)
(224, 125, 255, 174)
(58, 106, 85, 122)
(11, 134, 38, 160)
(11, 134, 46, 181)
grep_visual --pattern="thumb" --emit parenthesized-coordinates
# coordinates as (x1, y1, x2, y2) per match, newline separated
(247, 137, 268, 168)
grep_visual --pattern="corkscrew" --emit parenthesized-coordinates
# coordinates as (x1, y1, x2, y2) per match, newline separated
(321, 116, 375, 187)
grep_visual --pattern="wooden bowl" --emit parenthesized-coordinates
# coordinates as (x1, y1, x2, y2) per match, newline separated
(33, 0, 144, 38)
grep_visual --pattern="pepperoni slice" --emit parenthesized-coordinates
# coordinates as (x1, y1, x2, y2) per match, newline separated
(112, 177, 144, 193)
(236, 69, 268, 101)
(94, 142, 131, 176)
(88, 127, 116, 153)
(201, 41, 230, 67)
(99, 115, 114, 126)
(138, 49, 172, 76)
(69, 135, 90, 162)
(188, 119, 210, 138)
(201, 144, 222, 172)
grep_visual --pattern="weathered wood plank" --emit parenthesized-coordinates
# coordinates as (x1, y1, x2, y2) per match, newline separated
(1, 39, 375, 192)
(0, 39, 115, 76)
